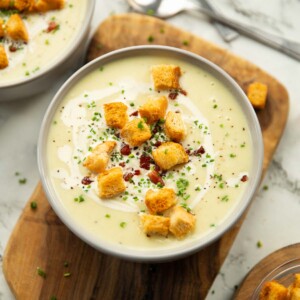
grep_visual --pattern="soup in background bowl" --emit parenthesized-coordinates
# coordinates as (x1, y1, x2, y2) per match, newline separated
(38, 46, 263, 262)
(0, 0, 94, 101)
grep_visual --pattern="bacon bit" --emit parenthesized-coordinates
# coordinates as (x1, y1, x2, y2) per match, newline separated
(168, 92, 178, 100)
(185, 149, 191, 155)
(119, 162, 126, 167)
(130, 111, 139, 117)
(179, 89, 187, 96)
(148, 170, 165, 186)
(241, 175, 248, 182)
(154, 164, 161, 172)
(123, 172, 134, 182)
(120, 144, 131, 155)
(193, 146, 205, 156)
(114, 132, 120, 139)
(46, 21, 59, 33)
(134, 170, 141, 176)
(154, 141, 162, 147)
(9, 45, 17, 52)
(140, 154, 152, 170)
(81, 176, 93, 185)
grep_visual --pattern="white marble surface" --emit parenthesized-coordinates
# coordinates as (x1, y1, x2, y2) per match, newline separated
(0, 0, 300, 299)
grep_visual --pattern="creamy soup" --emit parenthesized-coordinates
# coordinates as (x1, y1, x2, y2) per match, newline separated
(47, 55, 253, 250)
(0, 0, 86, 85)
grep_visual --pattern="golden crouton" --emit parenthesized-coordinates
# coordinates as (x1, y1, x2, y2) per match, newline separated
(31, 0, 64, 12)
(0, 19, 4, 38)
(0, 0, 12, 9)
(6, 14, 29, 42)
(259, 281, 288, 300)
(138, 96, 168, 124)
(151, 64, 181, 90)
(152, 142, 189, 170)
(292, 274, 300, 288)
(247, 82, 268, 110)
(83, 141, 116, 174)
(97, 167, 126, 199)
(289, 287, 300, 300)
(145, 188, 177, 214)
(121, 118, 151, 147)
(166, 206, 195, 239)
(104, 102, 128, 129)
(140, 214, 170, 237)
(164, 111, 186, 142)
(0, 0, 32, 11)
(0, 45, 9, 70)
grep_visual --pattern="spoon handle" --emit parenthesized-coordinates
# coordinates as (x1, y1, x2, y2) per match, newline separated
(198, 0, 239, 42)
(196, 6, 300, 61)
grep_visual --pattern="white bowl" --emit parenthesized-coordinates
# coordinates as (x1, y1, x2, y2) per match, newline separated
(0, 1, 95, 102)
(38, 46, 264, 262)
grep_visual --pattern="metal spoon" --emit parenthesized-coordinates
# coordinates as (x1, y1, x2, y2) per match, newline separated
(127, 0, 300, 61)
(128, 0, 239, 42)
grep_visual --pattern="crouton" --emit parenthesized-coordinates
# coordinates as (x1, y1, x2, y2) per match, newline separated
(138, 96, 168, 124)
(0, 0, 11, 9)
(151, 64, 182, 90)
(121, 118, 151, 147)
(289, 287, 300, 300)
(164, 111, 186, 142)
(152, 142, 189, 170)
(247, 82, 268, 110)
(0, 45, 9, 70)
(145, 188, 177, 214)
(140, 214, 170, 237)
(259, 281, 288, 300)
(97, 167, 126, 199)
(104, 102, 128, 129)
(14, 0, 32, 10)
(166, 206, 195, 239)
(83, 141, 116, 174)
(30, 0, 64, 12)
(0, 0, 32, 11)
(6, 14, 29, 42)
(292, 274, 300, 288)
(0, 19, 4, 38)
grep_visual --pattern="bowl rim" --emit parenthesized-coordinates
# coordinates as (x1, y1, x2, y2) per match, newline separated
(0, 0, 95, 88)
(38, 45, 264, 262)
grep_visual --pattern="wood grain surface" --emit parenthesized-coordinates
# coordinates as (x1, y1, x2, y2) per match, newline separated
(3, 14, 289, 300)
(235, 244, 300, 299)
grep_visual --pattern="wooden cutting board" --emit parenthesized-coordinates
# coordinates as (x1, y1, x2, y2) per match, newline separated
(3, 14, 289, 300)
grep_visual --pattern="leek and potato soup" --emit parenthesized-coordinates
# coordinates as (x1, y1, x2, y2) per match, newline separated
(47, 55, 253, 250)
(0, 0, 86, 84)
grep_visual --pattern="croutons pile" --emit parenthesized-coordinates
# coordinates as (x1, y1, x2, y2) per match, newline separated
(0, 0, 64, 69)
(82, 64, 196, 239)
(259, 273, 300, 300)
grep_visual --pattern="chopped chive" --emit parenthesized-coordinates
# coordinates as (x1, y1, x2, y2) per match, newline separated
(147, 35, 154, 43)
(137, 121, 144, 129)
(120, 222, 127, 228)
(256, 241, 263, 248)
(30, 201, 37, 210)
(19, 178, 27, 184)
(37, 267, 46, 278)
